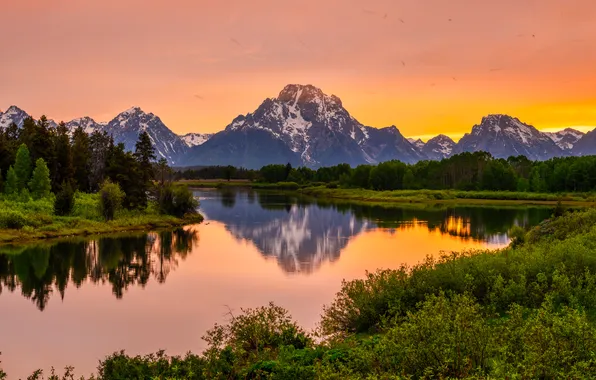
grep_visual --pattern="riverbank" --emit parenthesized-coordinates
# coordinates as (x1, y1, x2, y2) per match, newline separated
(0, 193, 203, 244)
(179, 180, 596, 205)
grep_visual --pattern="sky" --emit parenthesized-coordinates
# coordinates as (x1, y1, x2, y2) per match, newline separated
(1, 0, 596, 140)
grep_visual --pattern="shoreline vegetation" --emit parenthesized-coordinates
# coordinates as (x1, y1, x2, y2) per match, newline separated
(178, 179, 596, 206)
(5, 207, 596, 378)
(0, 115, 202, 245)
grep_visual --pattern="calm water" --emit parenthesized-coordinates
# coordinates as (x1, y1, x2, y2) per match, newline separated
(0, 189, 553, 377)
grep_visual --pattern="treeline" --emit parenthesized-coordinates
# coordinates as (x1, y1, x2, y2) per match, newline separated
(188, 152, 596, 192)
(0, 116, 197, 220)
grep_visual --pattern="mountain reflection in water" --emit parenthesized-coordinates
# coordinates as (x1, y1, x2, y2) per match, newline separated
(0, 228, 198, 311)
(197, 189, 552, 274)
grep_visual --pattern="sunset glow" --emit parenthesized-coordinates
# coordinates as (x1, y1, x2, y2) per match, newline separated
(2, 0, 595, 138)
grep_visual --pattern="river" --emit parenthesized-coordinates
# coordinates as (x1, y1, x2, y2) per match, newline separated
(0, 189, 553, 377)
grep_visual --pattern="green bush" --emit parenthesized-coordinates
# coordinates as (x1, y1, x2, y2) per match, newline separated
(54, 182, 75, 216)
(98, 181, 125, 221)
(0, 210, 28, 229)
(158, 185, 199, 217)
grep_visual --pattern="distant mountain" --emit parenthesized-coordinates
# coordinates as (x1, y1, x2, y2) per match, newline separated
(180, 132, 213, 147)
(65, 116, 106, 135)
(421, 134, 455, 160)
(103, 107, 189, 164)
(407, 138, 425, 150)
(572, 129, 596, 156)
(0, 105, 29, 129)
(452, 114, 563, 160)
(185, 84, 422, 168)
(545, 128, 584, 151)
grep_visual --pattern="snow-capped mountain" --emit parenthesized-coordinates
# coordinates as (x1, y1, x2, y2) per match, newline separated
(103, 107, 189, 164)
(65, 116, 106, 135)
(545, 128, 584, 151)
(407, 138, 426, 150)
(180, 132, 213, 147)
(186, 84, 423, 168)
(452, 114, 563, 160)
(0, 106, 29, 129)
(421, 134, 456, 160)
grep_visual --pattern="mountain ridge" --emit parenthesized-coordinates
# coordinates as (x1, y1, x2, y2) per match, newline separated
(1, 85, 592, 167)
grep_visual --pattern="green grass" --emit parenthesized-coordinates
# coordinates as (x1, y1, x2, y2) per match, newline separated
(298, 186, 596, 205)
(0, 192, 203, 244)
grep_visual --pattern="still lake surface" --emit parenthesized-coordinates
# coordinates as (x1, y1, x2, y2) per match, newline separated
(0, 189, 553, 377)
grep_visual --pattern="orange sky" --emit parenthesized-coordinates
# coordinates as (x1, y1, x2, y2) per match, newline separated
(2, 0, 596, 139)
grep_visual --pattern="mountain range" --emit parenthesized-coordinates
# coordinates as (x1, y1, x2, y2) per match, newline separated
(0, 84, 593, 168)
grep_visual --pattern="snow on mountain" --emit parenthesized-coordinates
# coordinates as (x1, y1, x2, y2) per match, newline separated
(103, 106, 188, 165)
(180, 132, 213, 147)
(453, 114, 563, 160)
(545, 128, 584, 151)
(65, 116, 107, 135)
(407, 138, 426, 150)
(0, 106, 29, 129)
(421, 134, 456, 160)
(187, 84, 422, 168)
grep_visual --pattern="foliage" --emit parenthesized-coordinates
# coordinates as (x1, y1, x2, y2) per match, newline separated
(29, 158, 52, 199)
(158, 184, 199, 217)
(98, 180, 125, 221)
(13, 143, 31, 191)
(54, 181, 75, 216)
(4, 166, 18, 195)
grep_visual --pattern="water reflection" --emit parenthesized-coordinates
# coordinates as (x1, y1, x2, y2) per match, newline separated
(197, 189, 552, 274)
(0, 228, 198, 311)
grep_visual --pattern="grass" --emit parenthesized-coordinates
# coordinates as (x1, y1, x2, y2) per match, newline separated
(297, 186, 596, 206)
(177, 180, 596, 205)
(0, 192, 203, 244)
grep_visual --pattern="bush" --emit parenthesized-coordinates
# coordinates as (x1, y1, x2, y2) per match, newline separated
(54, 182, 75, 216)
(98, 181, 125, 221)
(158, 185, 199, 217)
(0, 210, 28, 229)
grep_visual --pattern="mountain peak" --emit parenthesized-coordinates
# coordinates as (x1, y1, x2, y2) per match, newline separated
(277, 84, 342, 107)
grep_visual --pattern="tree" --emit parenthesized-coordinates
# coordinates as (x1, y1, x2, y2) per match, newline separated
(71, 126, 91, 192)
(29, 158, 52, 199)
(224, 165, 236, 181)
(4, 166, 18, 195)
(54, 181, 75, 216)
(285, 162, 293, 180)
(98, 180, 125, 221)
(89, 131, 112, 192)
(13, 144, 32, 191)
(403, 168, 416, 189)
(107, 143, 143, 209)
(52, 122, 73, 191)
(133, 132, 156, 208)
(156, 158, 172, 186)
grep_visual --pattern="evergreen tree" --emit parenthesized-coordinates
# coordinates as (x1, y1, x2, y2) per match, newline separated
(53, 122, 73, 191)
(89, 131, 112, 192)
(134, 131, 156, 207)
(107, 143, 143, 209)
(54, 181, 75, 216)
(13, 144, 32, 191)
(29, 158, 52, 199)
(4, 166, 18, 195)
(71, 126, 91, 192)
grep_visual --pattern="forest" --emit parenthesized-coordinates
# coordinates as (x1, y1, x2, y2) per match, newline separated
(0, 116, 199, 241)
(177, 152, 596, 193)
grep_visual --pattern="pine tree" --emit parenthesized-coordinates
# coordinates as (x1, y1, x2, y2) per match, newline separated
(13, 144, 32, 191)
(89, 131, 112, 192)
(53, 122, 73, 191)
(133, 131, 156, 208)
(29, 158, 52, 199)
(71, 126, 91, 192)
(4, 166, 18, 195)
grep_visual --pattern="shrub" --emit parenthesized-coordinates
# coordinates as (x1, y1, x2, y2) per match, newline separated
(158, 185, 198, 217)
(98, 180, 125, 221)
(0, 210, 27, 229)
(54, 182, 75, 216)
